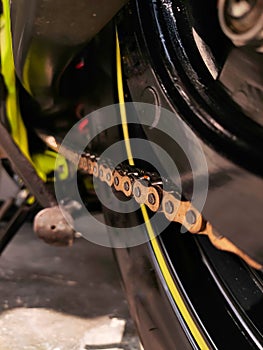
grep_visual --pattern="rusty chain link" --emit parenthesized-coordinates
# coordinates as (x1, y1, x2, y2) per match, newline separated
(76, 151, 262, 270)
(37, 132, 262, 270)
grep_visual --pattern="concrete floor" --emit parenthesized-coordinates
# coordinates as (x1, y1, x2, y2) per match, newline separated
(0, 216, 140, 349)
(0, 164, 140, 349)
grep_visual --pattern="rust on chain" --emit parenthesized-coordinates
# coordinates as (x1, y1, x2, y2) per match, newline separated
(121, 175, 133, 197)
(199, 223, 263, 270)
(38, 133, 263, 270)
(98, 164, 108, 183)
(146, 185, 162, 212)
(79, 154, 89, 172)
(87, 157, 96, 175)
(113, 169, 124, 192)
(133, 178, 149, 205)
(104, 167, 114, 187)
(92, 158, 99, 178)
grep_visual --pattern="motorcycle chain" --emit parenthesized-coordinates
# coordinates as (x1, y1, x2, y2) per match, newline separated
(37, 131, 261, 270)
(76, 151, 261, 270)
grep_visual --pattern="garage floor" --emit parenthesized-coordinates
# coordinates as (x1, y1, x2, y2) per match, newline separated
(0, 218, 140, 349)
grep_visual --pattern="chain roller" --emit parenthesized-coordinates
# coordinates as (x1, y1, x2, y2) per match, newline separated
(55, 147, 262, 270)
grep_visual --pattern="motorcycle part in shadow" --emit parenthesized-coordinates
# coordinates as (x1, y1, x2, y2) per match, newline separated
(33, 202, 81, 246)
(0, 115, 56, 208)
(1, 158, 24, 189)
(218, 0, 263, 52)
(0, 198, 38, 255)
(10, 0, 128, 111)
(219, 48, 263, 126)
(0, 198, 15, 222)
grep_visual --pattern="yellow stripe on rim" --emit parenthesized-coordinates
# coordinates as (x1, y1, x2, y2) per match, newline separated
(116, 31, 135, 166)
(116, 29, 209, 350)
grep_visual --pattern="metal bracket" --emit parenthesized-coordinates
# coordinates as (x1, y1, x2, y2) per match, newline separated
(33, 201, 82, 246)
(0, 108, 56, 208)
